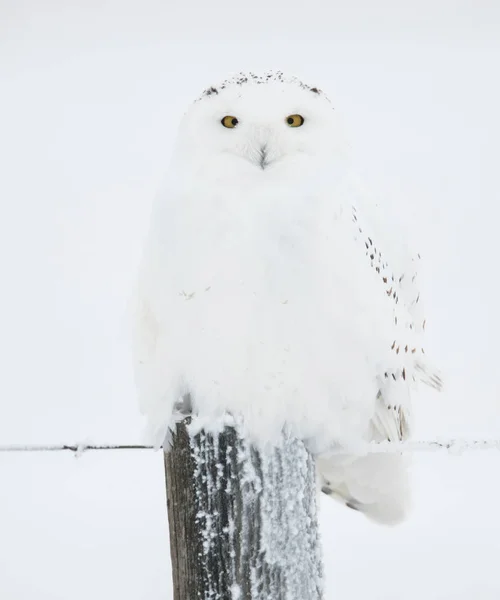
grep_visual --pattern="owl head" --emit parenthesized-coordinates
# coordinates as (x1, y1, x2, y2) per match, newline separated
(172, 71, 349, 185)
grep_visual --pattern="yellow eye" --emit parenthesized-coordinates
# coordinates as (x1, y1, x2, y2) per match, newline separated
(221, 115, 239, 128)
(286, 114, 304, 127)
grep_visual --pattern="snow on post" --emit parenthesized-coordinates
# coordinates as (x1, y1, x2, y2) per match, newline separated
(164, 417, 323, 599)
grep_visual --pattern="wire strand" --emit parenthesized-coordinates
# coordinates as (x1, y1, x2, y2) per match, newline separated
(0, 443, 154, 455)
(0, 439, 499, 455)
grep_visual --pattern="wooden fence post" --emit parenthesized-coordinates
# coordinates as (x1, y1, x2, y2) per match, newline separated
(164, 417, 323, 599)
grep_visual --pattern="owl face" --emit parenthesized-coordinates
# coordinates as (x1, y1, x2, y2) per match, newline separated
(173, 75, 347, 183)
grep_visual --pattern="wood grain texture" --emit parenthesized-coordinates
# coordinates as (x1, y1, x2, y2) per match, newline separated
(164, 418, 323, 600)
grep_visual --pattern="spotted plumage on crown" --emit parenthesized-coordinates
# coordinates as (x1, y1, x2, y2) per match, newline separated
(197, 70, 326, 102)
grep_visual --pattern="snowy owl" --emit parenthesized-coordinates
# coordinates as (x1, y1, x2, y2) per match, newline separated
(133, 72, 441, 525)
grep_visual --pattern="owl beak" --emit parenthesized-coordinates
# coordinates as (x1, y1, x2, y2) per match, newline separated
(259, 145, 269, 170)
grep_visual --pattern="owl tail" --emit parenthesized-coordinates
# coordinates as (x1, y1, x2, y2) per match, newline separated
(316, 451, 411, 525)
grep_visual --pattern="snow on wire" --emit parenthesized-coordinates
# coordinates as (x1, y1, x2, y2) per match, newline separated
(0, 439, 499, 456)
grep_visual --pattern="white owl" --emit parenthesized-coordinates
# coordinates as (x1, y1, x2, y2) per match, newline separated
(133, 72, 441, 525)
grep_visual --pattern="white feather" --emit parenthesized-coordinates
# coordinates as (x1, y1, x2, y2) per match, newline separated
(132, 71, 441, 523)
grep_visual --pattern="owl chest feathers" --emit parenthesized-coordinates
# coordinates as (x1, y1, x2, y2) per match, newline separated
(139, 177, 426, 449)
(164, 185, 343, 307)
(149, 183, 398, 362)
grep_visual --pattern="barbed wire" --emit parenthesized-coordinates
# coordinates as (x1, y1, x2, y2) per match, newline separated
(0, 444, 153, 455)
(0, 438, 499, 456)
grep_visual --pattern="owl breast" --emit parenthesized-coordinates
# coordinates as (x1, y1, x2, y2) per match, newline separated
(143, 180, 399, 448)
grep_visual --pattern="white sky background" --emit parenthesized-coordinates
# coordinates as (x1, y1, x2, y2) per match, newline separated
(0, 1, 499, 598)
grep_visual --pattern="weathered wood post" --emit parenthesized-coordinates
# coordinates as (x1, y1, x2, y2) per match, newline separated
(164, 417, 323, 599)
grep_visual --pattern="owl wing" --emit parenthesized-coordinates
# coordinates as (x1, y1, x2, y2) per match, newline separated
(318, 181, 441, 524)
(132, 206, 190, 447)
(354, 193, 442, 431)
(350, 203, 411, 441)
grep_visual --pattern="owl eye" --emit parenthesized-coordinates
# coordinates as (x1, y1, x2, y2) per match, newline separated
(286, 114, 304, 127)
(221, 116, 239, 128)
